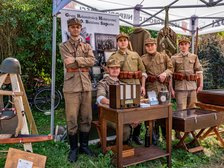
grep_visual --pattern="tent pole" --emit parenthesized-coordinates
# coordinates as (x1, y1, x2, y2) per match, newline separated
(190, 16, 198, 53)
(191, 32, 195, 54)
(51, 15, 57, 135)
(133, 4, 142, 27)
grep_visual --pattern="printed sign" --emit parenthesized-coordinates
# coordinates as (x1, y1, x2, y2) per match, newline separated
(60, 9, 119, 50)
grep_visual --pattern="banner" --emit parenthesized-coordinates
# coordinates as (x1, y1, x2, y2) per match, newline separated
(60, 9, 119, 50)
(53, 0, 70, 15)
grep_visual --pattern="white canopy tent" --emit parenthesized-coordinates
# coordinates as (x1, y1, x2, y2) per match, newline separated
(50, 0, 224, 134)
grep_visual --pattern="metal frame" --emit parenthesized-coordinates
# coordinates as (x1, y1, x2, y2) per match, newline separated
(50, 0, 224, 135)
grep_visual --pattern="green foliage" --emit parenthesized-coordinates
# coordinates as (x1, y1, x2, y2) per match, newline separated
(0, 0, 64, 88)
(1, 107, 224, 167)
(198, 34, 224, 89)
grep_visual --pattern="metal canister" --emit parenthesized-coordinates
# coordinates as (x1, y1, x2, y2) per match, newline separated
(158, 87, 169, 104)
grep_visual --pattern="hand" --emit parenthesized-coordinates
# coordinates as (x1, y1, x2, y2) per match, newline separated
(141, 86, 146, 96)
(196, 86, 203, 93)
(158, 72, 166, 83)
(100, 98, 110, 105)
(131, 122, 139, 128)
(171, 89, 175, 98)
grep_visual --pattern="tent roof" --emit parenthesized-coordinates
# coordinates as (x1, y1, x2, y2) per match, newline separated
(53, 0, 224, 35)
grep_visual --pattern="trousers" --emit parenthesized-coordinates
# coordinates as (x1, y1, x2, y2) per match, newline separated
(175, 90, 197, 110)
(64, 91, 92, 135)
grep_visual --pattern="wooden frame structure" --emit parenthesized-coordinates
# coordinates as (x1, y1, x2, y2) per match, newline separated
(0, 73, 52, 152)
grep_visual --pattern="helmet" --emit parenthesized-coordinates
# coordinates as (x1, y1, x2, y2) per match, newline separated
(0, 57, 22, 74)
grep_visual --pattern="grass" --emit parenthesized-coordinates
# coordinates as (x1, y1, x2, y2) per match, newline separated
(1, 104, 224, 168)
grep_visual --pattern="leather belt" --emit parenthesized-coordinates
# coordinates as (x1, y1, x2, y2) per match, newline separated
(118, 71, 142, 79)
(147, 74, 170, 83)
(173, 73, 197, 81)
(66, 68, 89, 73)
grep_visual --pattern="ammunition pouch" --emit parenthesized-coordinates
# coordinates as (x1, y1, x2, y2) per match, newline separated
(147, 74, 170, 84)
(119, 71, 142, 79)
(66, 68, 89, 73)
(173, 73, 197, 81)
(147, 74, 157, 83)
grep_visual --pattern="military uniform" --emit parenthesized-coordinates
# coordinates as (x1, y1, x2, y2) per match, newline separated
(107, 33, 147, 145)
(108, 49, 147, 84)
(60, 18, 95, 163)
(142, 37, 174, 143)
(142, 51, 173, 93)
(97, 76, 131, 141)
(60, 37, 95, 135)
(171, 37, 203, 110)
(129, 27, 151, 56)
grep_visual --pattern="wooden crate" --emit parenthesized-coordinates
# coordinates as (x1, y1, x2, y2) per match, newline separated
(111, 145, 135, 158)
(5, 148, 46, 168)
(173, 108, 224, 132)
(197, 90, 224, 106)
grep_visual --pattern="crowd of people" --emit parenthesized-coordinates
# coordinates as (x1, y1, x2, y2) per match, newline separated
(59, 17, 203, 163)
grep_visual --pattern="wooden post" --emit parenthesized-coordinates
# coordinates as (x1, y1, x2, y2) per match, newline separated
(18, 75, 38, 134)
(0, 74, 8, 88)
(9, 74, 33, 152)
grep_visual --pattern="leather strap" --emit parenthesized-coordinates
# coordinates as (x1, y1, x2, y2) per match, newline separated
(66, 68, 89, 72)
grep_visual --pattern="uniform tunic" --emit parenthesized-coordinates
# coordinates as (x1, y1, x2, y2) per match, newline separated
(108, 49, 146, 84)
(171, 52, 203, 91)
(141, 52, 173, 93)
(171, 52, 203, 110)
(129, 28, 151, 56)
(59, 37, 95, 135)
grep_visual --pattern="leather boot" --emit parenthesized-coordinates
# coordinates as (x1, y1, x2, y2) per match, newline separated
(132, 124, 143, 145)
(152, 130, 158, 145)
(154, 122, 160, 140)
(68, 134, 78, 163)
(175, 131, 181, 139)
(79, 132, 94, 156)
(161, 125, 166, 140)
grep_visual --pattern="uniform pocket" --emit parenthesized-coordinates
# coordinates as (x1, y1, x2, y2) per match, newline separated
(189, 59, 195, 64)
(131, 56, 138, 60)
(63, 73, 75, 92)
(155, 58, 165, 72)
(188, 59, 195, 69)
(176, 60, 183, 70)
(131, 56, 138, 64)
(64, 73, 74, 81)
(156, 58, 164, 65)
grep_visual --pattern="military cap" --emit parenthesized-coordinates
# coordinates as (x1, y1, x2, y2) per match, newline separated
(67, 18, 82, 27)
(116, 33, 129, 41)
(178, 36, 191, 44)
(145, 38, 157, 45)
(107, 58, 120, 68)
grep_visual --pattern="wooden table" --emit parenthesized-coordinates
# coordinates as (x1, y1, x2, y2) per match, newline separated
(196, 102, 224, 146)
(99, 104, 172, 168)
(172, 108, 224, 152)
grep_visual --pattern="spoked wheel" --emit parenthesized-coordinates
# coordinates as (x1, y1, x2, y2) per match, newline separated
(34, 88, 61, 112)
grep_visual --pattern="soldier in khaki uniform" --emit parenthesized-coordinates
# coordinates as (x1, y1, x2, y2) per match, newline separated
(142, 38, 173, 94)
(171, 36, 203, 110)
(107, 33, 147, 145)
(97, 59, 131, 142)
(59, 18, 95, 163)
(141, 38, 174, 143)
